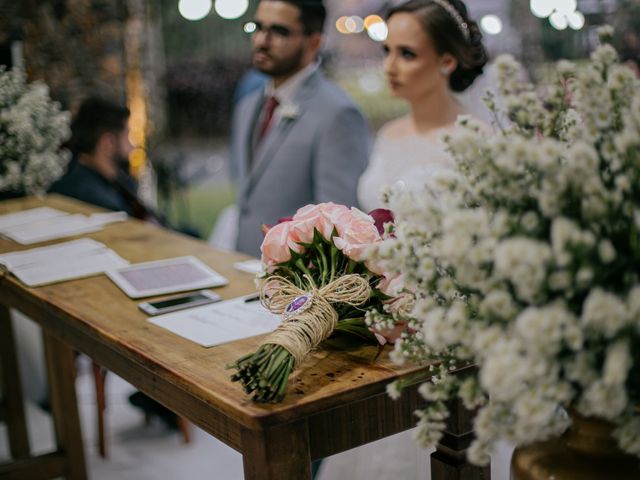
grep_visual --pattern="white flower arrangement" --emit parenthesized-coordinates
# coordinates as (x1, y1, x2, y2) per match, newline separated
(367, 27, 640, 464)
(0, 68, 70, 196)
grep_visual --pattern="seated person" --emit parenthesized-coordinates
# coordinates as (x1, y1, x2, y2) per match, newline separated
(48, 96, 178, 428)
(49, 97, 162, 224)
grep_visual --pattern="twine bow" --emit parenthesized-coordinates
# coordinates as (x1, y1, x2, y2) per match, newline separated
(258, 274, 371, 367)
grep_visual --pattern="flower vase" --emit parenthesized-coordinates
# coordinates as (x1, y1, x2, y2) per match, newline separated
(511, 410, 640, 479)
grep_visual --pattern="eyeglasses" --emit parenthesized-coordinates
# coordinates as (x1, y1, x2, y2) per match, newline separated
(252, 21, 305, 40)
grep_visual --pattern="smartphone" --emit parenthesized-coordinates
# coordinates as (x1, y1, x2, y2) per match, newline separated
(138, 290, 222, 316)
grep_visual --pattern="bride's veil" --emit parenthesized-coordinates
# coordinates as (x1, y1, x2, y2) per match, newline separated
(453, 61, 498, 125)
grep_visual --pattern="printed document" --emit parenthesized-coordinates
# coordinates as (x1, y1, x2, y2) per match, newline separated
(149, 296, 281, 347)
(0, 238, 129, 287)
(0, 207, 127, 244)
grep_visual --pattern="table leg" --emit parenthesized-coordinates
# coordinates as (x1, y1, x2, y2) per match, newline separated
(43, 332, 87, 480)
(431, 399, 491, 480)
(0, 305, 31, 459)
(241, 420, 311, 480)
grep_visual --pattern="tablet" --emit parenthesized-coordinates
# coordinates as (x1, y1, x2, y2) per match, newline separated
(106, 256, 228, 298)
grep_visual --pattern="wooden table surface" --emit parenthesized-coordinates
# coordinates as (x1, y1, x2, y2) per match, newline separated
(1, 194, 448, 480)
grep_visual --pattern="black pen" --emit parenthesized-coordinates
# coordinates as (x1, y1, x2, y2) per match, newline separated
(244, 294, 261, 303)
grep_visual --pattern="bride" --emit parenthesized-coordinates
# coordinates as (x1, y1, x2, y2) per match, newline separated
(319, 1, 488, 478)
(358, 0, 487, 214)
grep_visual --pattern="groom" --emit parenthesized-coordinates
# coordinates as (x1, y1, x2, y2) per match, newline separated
(228, 0, 370, 256)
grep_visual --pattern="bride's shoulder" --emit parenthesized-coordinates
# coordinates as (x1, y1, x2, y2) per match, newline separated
(377, 115, 412, 139)
(454, 113, 492, 132)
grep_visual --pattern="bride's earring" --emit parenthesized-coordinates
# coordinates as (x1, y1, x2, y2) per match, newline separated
(439, 66, 450, 76)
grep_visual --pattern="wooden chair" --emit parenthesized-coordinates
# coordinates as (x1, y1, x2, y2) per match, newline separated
(91, 361, 190, 457)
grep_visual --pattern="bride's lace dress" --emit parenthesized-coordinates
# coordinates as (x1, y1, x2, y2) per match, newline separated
(357, 128, 455, 213)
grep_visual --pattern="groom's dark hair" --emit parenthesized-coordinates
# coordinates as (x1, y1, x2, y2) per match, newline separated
(268, 0, 326, 34)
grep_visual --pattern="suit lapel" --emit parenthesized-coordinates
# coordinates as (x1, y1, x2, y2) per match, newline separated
(242, 71, 321, 199)
(248, 112, 297, 179)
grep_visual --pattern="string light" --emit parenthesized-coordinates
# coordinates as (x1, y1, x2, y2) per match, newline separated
(214, 0, 248, 20)
(178, 0, 212, 21)
(367, 21, 388, 42)
(480, 15, 502, 35)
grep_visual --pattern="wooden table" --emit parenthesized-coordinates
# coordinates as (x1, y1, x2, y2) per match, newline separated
(0, 195, 488, 480)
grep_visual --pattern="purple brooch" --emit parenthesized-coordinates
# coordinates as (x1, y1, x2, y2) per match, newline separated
(283, 293, 314, 320)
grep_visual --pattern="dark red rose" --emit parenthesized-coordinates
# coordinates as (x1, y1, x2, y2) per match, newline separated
(368, 208, 394, 236)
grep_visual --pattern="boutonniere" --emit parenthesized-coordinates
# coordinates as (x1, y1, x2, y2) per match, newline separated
(280, 103, 300, 121)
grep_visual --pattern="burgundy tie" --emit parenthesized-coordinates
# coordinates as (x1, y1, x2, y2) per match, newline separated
(257, 96, 279, 142)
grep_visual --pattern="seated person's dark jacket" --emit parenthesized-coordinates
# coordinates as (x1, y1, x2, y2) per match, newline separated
(48, 160, 160, 223)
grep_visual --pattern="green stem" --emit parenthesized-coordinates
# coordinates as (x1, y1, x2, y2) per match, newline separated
(315, 241, 329, 286)
(330, 243, 337, 282)
(346, 259, 356, 274)
(295, 258, 316, 290)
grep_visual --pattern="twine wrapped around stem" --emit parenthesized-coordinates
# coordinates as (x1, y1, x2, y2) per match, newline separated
(228, 274, 371, 402)
(260, 274, 371, 367)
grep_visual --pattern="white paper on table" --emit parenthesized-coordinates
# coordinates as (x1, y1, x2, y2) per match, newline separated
(0, 207, 68, 231)
(0, 238, 130, 287)
(149, 296, 281, 347)
(87, 211, 129, 226)
(233, 259, 263, 275)
(0, 214, 107, 245)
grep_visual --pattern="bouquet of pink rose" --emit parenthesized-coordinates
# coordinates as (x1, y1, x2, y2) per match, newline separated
(228, 202, 398, 403)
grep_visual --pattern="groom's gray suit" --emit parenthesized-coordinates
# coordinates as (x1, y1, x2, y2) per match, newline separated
(229, 69, 370, 256)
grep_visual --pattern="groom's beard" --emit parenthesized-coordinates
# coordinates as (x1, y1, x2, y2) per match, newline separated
(253, 45, 305, 78)
(113, 152, 131, 175)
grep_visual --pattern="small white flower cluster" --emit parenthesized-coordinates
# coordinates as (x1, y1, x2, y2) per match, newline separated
(0, 68, 70, 196)
(368, 28, 640, 464)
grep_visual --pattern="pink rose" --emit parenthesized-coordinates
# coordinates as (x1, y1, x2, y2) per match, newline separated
(365, 259, 386, 275)
(378, 273, 404, 297)
(261, 216, 294, 236)
(292, 203, 351, 243)
(332, 208, 381, 262)
(260, 221, 303, 268)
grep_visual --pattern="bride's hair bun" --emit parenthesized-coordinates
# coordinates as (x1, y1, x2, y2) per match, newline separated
(387, 0, 488, 92)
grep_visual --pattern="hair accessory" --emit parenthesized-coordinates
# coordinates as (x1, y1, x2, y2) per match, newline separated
(431, 0, 470, 41)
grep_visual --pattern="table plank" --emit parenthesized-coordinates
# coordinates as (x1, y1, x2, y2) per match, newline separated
(42, 331, 86, 479)
(0, 305, 30, 459)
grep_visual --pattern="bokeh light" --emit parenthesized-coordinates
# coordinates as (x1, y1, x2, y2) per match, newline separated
(178, 0, 212, 21)
(480, 15, 502, 35)
(214, 0, 248, 20)
(549, 11, 568, 30)
(555, 0, 577, 16)
(336, 16, 350, 34)
(358, 72, 384, 94)
(530, 0, 554, 19)
(567, 11, 585, 30)
(367, 21, 388, 42)
(364, 15, 384, 30)
(345, 16, 365, 34)
(244, 21, 256, 34)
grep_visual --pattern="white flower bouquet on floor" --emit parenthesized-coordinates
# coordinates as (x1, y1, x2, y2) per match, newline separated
(367, 27, 640, 464)
(0, 68, 70, 196)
